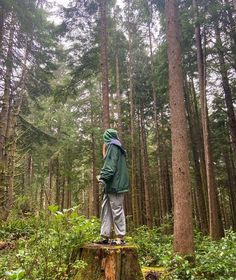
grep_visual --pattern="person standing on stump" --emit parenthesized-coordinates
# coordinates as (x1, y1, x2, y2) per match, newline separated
(97, 128, 129, 245)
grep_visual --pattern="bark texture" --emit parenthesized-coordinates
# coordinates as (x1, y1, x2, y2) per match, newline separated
(128, 0, 140, 227)
(140, 107, 153, 227)
(99, 0, 110, 130)
(165, 0, 194, 254)
(214, 18, 236, 155)
(73, 244, 143, 280)
(185, 81, 208, 234)
(193, 0, 223, 240)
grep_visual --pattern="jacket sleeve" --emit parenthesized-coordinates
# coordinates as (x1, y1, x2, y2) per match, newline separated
(100, 145, 119, 182)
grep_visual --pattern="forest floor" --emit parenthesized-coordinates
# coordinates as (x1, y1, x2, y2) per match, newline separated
(0, 210, 236, 279)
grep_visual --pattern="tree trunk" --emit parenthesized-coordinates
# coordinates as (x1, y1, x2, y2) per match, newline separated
(158, 113, 170, 223)
(223, 147, 236, 230)
(115, 53, 122, 140)
(0, 8, 4, 53)
(48, 160, 53, 206)
(194, 1, 223, 239)
(224, 0, 236, 71)
(214, 19, 236, 155)
(190, 78, 209, 216)
(128, 0, 140, 227)
(165, 0, 194, 255)
(185, 78, 208, 234)
(92, 129, 99, 217)
(159, 156, 172, 223)
(115, 50, 131, 220)
(140, 107, 153, 228)
(0, 17, 15, 157)
(23, 155, 33, 210)
(63, 175, 71, 209)
(3, 38, 32, 218)
(39, 184, 44, 210)
(136, 111, 145, 226)
(164, 159, 172, 216)
(55, 156, 60, 206)
(64, 176, 68, 209)
(61, 176, 65, 210)
(5, 135, 16, 218)
(99, 0, 110, 130)
(146, 0, 162, 227)
(229, 145, 236, 230)
(0, 17, 15, 220)
(67, 175, 72, 209)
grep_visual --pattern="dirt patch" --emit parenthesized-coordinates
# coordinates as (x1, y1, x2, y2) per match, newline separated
(0, 241, 16, 250)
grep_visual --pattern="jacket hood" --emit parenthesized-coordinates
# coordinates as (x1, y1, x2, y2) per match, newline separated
(109, 139, 127, 156)
(103, 128, 118, 144)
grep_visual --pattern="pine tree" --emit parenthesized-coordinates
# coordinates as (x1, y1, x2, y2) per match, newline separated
(165, 0, 194, 254)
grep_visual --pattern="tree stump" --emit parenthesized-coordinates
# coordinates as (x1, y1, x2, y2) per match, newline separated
(73, 244, 143, 280)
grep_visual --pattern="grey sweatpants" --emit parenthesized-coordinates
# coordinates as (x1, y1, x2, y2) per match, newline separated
(100, 193, 126, 238)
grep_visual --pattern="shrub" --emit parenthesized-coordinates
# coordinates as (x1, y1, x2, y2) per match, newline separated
(133, 226, 236, 280)
(0, 206, 100, 280)
(132, 226, 173, 267)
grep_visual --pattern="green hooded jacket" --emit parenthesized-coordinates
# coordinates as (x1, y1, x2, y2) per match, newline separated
(99, 129, 129, 194)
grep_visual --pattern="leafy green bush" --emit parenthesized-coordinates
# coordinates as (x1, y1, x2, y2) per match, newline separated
(0, 206, 100, 280)
(0, 218, 35, 241)
(133, 227, 236, 279)
(193, 230, 236, 279)
(2, 214, 236, 280)
(132, 226, 173, 267)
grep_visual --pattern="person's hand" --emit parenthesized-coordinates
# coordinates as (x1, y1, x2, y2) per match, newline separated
(96, 175, 105, 187)
(98, 179, 106, 187)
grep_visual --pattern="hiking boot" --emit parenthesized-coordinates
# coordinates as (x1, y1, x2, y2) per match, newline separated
(110, 238, 125, 246)
(94, 239, 110, 245)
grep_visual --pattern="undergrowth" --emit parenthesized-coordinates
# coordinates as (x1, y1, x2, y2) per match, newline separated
(0, 206, 100, 280)
(133, 226, 236, 280)
(1, 211, 236, 280)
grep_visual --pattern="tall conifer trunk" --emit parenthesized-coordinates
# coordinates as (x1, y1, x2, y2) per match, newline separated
(146, 0, 161, 226)
(115, 53, 122, 140)
(224, 0, 236, 71)
(0, 8, 4, 52)
(224, 146, 236, 230)
(165, 0, 194, 254)
(55, 157, 60, 206)
(0, 16, 15, 161)
(193, 0, 223, 239)
(92, 129, 99, 217)
(185, 79, 208, 234)
(127, 0, 140, 227)
(99, 0, 110, 130)
(214, 18, 236, 155)
(0, 16, 15, 220)
(4, 38, 32, 218)
(140, 107, 153, 227)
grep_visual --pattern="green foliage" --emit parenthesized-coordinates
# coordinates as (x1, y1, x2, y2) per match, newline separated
(132, 226, 173, 267)
(0, 208, 100, 280)
(133, 227, 236, 279)
(5, 269, 25, 280)
(192, 230, 236, 279)
(0, 218, 35, 241)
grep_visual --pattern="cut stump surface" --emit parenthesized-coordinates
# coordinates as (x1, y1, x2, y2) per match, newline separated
(73, 244, 143, 280)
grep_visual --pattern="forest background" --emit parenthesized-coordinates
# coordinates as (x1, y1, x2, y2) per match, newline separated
(0, 0, 236, 279)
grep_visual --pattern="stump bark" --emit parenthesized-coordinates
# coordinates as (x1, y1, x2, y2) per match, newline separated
(73, 244, 143, 280)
